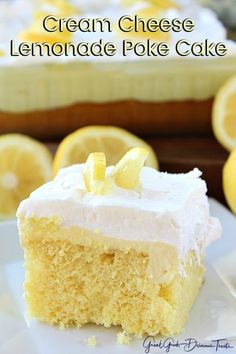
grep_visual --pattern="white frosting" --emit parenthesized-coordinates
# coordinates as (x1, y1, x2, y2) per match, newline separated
(17, 165, 221, 261)
(0, 0, 235, 67)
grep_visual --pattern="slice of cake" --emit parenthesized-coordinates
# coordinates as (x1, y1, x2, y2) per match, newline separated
(17, 148, 221, 336)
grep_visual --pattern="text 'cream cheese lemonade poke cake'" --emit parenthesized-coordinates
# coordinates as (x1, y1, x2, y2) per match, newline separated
(17, 148, 221, 336)
(0, 0, 236, 137)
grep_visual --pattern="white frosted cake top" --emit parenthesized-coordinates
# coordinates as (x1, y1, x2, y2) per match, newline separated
(0, 0, 235, 67)
(17, 164, 221, 261)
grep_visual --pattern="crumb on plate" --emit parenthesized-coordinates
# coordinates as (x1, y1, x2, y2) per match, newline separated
(117, 331, 132, 344)
(87, 335, 97, 347)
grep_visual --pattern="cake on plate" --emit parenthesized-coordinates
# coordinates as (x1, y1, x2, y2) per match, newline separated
(0, 0, 236, 138)
(17, 148, 221, 336)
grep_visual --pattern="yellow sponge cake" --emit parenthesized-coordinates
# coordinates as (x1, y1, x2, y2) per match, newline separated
(17, 149, 221, 336)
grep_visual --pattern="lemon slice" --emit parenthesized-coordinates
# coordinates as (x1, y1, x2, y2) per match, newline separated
(212, 75, 236, 151)
(83, 152, 106, 194)
(112, 147, 149, 190)
(223, 148, 236, 214)
(53, 126, 158, 175)
(0, 134, 52, 220)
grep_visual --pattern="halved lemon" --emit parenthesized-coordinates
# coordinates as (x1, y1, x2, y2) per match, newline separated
(53, 126, 158, 175)
(0, 134, 52, 220)
(212, 75, 236, 151)
(223, 148, 236, 215)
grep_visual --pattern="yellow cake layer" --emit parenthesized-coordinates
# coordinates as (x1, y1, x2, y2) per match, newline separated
(19, 216, 204, 336)
(1, 58, 236, 113)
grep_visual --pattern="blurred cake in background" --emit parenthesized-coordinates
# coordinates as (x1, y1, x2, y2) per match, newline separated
(0, 0, 235, 138)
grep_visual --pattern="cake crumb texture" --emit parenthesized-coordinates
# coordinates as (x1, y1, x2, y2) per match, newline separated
(20, 217, 204, 336)
(117, 331, 132, 345)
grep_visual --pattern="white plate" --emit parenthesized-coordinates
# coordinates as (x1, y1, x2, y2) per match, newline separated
(0, 199, 236, 354)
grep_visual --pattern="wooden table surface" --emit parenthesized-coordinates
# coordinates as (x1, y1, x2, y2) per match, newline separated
(147, 136, 228, 205)
(47, 135, 229, 206)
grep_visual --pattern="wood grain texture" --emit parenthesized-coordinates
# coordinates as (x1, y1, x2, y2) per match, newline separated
(147, 137, 228, 205)
(0, 98, 213, 139)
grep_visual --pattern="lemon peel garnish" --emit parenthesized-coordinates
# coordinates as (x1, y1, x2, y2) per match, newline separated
(53, 126, 158, 176)
(112, 147, 149, 190)
(83, 152, 106, 195)
(82, 148, 150, 195)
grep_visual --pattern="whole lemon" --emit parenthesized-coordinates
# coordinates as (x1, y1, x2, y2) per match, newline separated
(223, 148, 236, 215)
